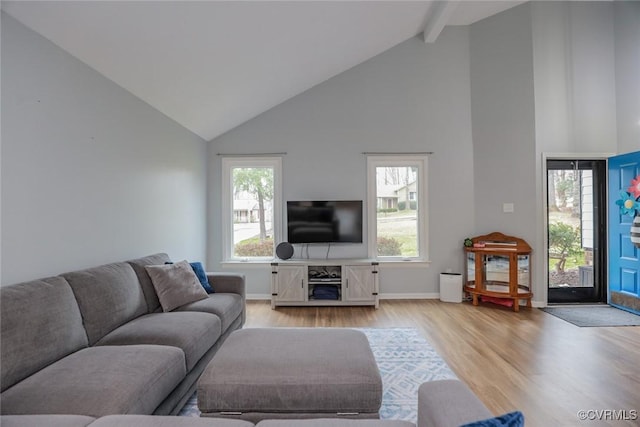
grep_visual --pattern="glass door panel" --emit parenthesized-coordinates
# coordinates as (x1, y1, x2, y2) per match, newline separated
(546, 159, 606, 303)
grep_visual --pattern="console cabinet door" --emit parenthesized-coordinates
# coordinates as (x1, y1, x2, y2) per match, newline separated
(274, 265, 305, 302)
(344, 265, 376, 302)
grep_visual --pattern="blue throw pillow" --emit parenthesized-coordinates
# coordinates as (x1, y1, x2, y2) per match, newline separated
(189, 262, 215, 294)
(460, 411, 525, 427)
(165, 261, 215, 293)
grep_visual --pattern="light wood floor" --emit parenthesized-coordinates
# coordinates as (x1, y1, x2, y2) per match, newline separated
(245, 300, 640, 427)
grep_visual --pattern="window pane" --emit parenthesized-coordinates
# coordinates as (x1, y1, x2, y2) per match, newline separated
(232, 167, 274, 257)
(375, 166, 418, 257)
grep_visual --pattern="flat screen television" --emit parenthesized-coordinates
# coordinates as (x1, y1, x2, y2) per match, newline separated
(287, 200, 363, 244)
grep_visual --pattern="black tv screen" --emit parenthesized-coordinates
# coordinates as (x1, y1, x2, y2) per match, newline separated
(287, 200, 363, 244)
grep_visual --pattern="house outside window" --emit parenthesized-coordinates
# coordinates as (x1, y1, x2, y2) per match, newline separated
(222, 157, 282, 261)
(367, 155, 428, 261)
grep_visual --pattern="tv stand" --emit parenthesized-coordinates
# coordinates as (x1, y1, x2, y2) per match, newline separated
(270, 259, 379, 309)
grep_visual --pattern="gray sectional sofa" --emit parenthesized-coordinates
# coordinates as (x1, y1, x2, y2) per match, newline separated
(0, 252, 502, 427)
(0, 253, 246, 418)
(0, 380, 495, 427)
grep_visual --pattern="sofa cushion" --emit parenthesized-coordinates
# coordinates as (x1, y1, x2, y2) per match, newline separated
(96, 312, 222, 371)
(256, 421, 414, 427)
(0, 345, 185, 417)
(90, 415, 255, 427)
(174, 293, 243, 332)
(0, 276, 88, 392)
(62, 262, 148, 345)
(145, 261, 209, 312)
(127, 253, 172, 313)
(0, 415, 96, 427)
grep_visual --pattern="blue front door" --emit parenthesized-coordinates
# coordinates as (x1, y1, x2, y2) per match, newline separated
(608, 151, 640, 315)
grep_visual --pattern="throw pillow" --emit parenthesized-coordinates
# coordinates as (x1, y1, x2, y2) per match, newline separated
(460, 411, 525, 427)
(189, 261, 215, 293)
(146, 260, 209, 312)
(165, 261, 215, 293)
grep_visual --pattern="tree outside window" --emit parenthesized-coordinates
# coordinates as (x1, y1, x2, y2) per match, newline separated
(232, 167, 274, 257)
(222, 157, 281, 261)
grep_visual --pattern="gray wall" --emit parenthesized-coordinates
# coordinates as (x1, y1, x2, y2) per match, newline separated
(1, 13, 208, 285)
(3, 2, 634, 302)
(614, 1, 640, 155)
(208, 28, 475, 297)
(469, 3, 537, 247)
(471, 3, 555, 304)
(210, 2, 634, 302)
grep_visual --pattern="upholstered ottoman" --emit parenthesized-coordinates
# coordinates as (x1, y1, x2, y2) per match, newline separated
(198, 328, 382, 422)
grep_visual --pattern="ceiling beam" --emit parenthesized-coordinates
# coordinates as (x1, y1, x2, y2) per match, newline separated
(422, 1, 458, 43)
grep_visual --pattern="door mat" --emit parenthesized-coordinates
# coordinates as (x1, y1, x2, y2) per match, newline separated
(179, 327, 456, 422)
(541, 305, 640, 327)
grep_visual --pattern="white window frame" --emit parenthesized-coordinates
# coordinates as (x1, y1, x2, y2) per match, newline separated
(367, 155, 429, 262)
(221, 157, 282, 262)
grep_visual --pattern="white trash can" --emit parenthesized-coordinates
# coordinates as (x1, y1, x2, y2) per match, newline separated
(439, 273, 463, 303)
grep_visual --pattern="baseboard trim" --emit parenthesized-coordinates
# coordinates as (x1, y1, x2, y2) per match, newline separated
(247, 293, 440, 301)
(247, 294, 271, 300)
(379, 293, 439, 300)
(248, 293, 545, 305)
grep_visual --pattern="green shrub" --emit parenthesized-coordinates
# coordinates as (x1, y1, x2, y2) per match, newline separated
(377, 237, 402, 256)
(377, 208, 398, 214)
(235, 239, 274, 257)
(548, 222, 581, 272)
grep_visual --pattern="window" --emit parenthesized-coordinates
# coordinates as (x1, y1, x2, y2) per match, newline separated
(367, 155, 428, 261)
(222, 157, 282, 261)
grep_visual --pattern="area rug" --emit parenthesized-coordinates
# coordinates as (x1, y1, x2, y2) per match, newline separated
(178, 327, 457, 422)
(541, 305, 640, 327)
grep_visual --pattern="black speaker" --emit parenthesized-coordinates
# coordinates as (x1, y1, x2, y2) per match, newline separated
(275, 242, 294, 260)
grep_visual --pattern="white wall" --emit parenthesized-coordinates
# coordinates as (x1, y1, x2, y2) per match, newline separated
(1, 13, 208, 285)
(532, 1, 618, 154)
(208, 28, 475, 297)
(614, 1, 640, 155)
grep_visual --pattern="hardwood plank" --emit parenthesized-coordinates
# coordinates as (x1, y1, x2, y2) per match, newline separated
(244, 300, 640, 427)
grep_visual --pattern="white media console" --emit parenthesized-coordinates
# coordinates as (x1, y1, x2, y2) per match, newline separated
(270, 259, 379, 309)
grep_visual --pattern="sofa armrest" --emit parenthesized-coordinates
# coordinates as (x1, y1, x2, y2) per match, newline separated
(206, 273, 246, 299)
(417, 380, 493, 427)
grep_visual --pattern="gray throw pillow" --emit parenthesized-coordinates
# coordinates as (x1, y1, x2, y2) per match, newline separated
(145, 260, 208, 312)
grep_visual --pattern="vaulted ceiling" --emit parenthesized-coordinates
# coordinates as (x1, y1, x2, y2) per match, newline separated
(2, 1, 524, 141)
